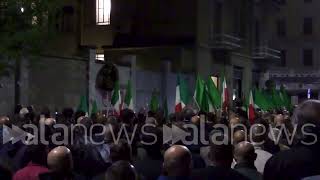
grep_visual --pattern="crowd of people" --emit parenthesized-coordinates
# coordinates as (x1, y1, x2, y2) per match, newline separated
(0, 99, 320, 180)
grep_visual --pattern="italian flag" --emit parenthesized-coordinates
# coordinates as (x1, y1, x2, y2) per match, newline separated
(111, 81, 122, 114)
(221, 76, 229, 112)
(124, 80, 133, 110)
(248, 90, 255, 124)
(193, 75, 205, 110)
(77, 95, 89, 117)
(175, 75, 189, 112)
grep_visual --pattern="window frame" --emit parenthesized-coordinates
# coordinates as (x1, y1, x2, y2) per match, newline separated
(302, 49, 313, 66)
(303, 17, 313, 35)
(96, 0, 111, 25)
(280, 49, 287, 67)
(96, 53, 105, 61)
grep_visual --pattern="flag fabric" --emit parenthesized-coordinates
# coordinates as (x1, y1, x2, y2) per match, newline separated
(221, 76, 229, 111)
(111, 81, 122, 114)
(124, 80, 134, 110)
(280, 85, 292, 111)
(150, 91, 159, 112)
(271, 89, 283, 109)
(207, 77, 221, 109)
(193, 75, 205, 109)
(77, 95, 88, 116)
(175, 75, 190, 112)
(91, 100, 98, 115)
(262, 90, 275, 110)
(254, 89, 271, 111)
(201, 87, 213, 112)
(248, 90, 255, 124)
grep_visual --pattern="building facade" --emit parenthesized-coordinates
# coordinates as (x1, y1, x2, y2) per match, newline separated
(264, 0, 320, 103)
(0, 0, 283, 115)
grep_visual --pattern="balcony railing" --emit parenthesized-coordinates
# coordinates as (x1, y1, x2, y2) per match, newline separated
(205, 34, 243, 50)
(252, 46, 281, 60)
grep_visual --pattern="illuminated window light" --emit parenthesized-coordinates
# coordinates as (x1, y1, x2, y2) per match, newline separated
(96, 0, 111, 25)
(96, 53, 105, 61)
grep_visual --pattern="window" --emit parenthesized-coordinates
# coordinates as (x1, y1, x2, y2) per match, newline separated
(96, 0, 111, 25)
(303, 17, 313, 35)
(61, 6, 74, 32)
(96, 53, 105, 61)
(303, 49, 313, 66)
(214, 2, 222, 34)
(280, 50, 286, 66)
(233, 2, 247, 38)
(255, 20, 260, 46)
(304, 0, 312, 3)
(276, 19, 286, 37)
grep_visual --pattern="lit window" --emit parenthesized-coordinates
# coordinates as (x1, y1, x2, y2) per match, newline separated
(96, 53, 105, 61)
(96, 0, 111, 25)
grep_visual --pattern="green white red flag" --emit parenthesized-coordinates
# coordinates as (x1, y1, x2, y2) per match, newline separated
(111, 81, 122, 114)
(175, 75, 189, 112)
(248, 90, 255, 124)
(124, 80, 133, 110)
(221, 76, 229, 112)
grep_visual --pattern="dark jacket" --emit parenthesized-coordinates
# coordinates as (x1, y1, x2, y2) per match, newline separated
(264, 145, 320, 180)
(192, 166, 249, 180)
(234, 162, 262, 180)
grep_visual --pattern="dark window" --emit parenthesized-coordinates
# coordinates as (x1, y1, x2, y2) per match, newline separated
(303, 17, 313, 35)
(304, 0, 312, 3)
(255, 20, 260, 46)
(276, 19, 286, 37)
(303, 49, 313, 66)
(280, 50, 286, 66)
(234, 1, 247, 38)
(214, 2, 222, 34)
(60, 6, 74, 32)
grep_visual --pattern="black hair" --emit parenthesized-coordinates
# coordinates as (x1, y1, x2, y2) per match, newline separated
(26, 144, 48, 166)
(110, 139, 132, 162)
(105, 160, 136, 180)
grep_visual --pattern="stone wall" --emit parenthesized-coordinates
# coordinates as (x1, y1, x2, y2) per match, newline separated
(1, 51, 196, 116)
(24, 56, 88, 112)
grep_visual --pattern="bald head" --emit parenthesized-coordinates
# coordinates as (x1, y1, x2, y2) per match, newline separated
(47, 146, 73, 174)
(251, 124, 267, 143)
(19, 108, 29, 118)
(274, 114, 285, 126)
(163, 145, 192, 177)
(233, 130, 246, 145)
(0, 116, 9, 126)
(234, 141, 256, 164)
(145, 117, 157, 125)
(191, 115, 200, 125)
(44, 118, 56, 126)
(105, 160, 137, 180)
(293, 100, 320, 143)
(230, 117, 240, 127)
